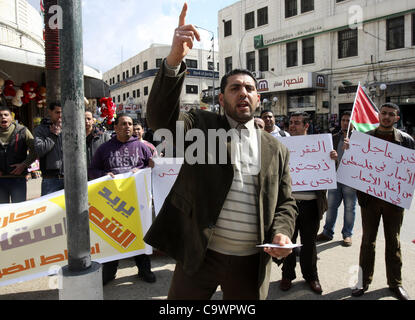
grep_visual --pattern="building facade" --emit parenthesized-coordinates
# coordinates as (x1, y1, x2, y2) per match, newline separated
(103, 44, 219, 120)
(218, 0, 415, 132)
(0, 0, 108, 130)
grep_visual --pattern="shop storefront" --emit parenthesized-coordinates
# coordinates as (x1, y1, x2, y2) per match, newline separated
(257, 72, 329, 133)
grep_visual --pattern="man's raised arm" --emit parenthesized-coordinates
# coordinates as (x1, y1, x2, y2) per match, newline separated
(147, 3, 201, 132)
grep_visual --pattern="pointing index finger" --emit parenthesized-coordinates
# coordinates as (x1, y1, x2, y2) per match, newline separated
(179, 3, 188, 27)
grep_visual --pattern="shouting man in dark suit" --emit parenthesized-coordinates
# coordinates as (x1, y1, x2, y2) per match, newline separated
(144, 3, 298, 300)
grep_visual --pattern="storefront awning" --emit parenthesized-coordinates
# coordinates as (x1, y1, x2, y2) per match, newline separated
(84, 76, 109, 98)
(0, 45, 45, 68)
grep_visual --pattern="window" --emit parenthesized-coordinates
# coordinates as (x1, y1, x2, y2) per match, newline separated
(186, 59, 198, 69)
(136, 65, 140, 74)
(285, 0, 297, 18)
(245, 12, 255, 30)
(302, 37, 314, 64)
(137, 89, 140, 98)
(257, 7, 268, 27)
(186, 85, 199, 94)
(246, 51, 256, 72)
(133, 90, 136, 98)
(143, 61, 148, 71)
(144, 87, 149, 96)
(123, 93, 126, 101)
(338, 29, 358, 58)
(225, 56, 233, 74)
(156, 58, 163, 68)
(208, 61, 214, 71)
(259, 48, 269, 71)
(117, 95, 120, 103)
(301, 0, 314, 13)
(224, 20, 232, 37)
(126, 92, 129, 98)
(132, 68, 135, 76)
(387, 16, 405, 50)
(117, 75, 120, 82)
(126, 70, 129, 78)
(122, 72, 125, 80)
(286, 41, 298, 67)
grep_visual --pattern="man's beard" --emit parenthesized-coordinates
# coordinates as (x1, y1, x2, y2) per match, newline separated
(223, 99, 254, 123)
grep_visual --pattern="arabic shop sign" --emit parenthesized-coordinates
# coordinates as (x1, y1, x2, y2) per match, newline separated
(257, 73, 327, 93)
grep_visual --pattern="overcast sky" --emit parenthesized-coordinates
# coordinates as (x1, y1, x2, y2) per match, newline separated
(27, 0, 237, 73)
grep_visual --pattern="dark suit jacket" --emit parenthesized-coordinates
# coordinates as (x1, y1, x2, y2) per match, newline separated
(144, 61, 298, 299)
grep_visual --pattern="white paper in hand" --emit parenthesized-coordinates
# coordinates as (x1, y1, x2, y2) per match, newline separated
(256, 244, 303, 249)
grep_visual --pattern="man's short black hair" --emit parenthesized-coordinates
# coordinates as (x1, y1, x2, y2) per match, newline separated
(133, 119, 143, 127)
(114, 113, 132, 125)
(220, 69, 258, 94)
(380, 102, 400, 115)
(290, 112, 311, 125)
(342, 111, 352, 118)
(49, 102, 61, 111)
(260, 109, 274, 117)
(0, 105, 12, 114)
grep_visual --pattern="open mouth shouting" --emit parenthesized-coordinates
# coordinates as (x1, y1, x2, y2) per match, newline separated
(237, 101, 251, 112)
(1, 118, 11, 129)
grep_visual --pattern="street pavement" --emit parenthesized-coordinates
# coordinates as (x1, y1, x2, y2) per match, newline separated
(0, 178, 414, 300)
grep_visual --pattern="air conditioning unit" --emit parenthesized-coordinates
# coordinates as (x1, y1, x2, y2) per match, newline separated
(252, 71, 264, 79)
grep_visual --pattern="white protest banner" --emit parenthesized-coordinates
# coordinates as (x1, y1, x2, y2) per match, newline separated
(151, 158, 184, 216)
(337, 131, 415, 209)
(0, 169, 153, 287)
(277, 134, 337, 191)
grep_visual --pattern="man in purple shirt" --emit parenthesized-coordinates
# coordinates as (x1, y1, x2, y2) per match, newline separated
(89, 113, 156, 285)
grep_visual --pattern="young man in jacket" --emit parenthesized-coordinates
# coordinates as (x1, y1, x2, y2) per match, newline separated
(352, 103, 414, 300)
(0, 106, 37, 203)
(34, 102, 64, 196)
(85, 110, 111, 177)
(144, 3, 298, 300)
(279, 112, 337, 295)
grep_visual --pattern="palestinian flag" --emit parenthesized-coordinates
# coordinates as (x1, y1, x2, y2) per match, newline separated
(350, 84, 379, 132)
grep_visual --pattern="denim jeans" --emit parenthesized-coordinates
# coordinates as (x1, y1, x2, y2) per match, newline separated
(322, 183, 357, 239)
(41, 178, 65, 196)
(0, 178, 27, 203)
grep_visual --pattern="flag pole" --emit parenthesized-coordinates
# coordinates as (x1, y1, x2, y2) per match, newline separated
(347, 82, 360, 138)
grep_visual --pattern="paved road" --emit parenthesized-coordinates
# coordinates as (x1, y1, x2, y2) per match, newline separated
(0, 178, 414, 300)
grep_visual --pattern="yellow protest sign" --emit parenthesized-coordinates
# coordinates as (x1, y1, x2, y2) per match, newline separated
(0, 169, 152, 287)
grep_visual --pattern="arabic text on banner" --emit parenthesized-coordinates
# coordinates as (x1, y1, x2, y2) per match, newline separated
(0, 169, 153, 287)
(276, 134, 337, 191)
(337, 131, 415, 209)
(151, 158, 183, 216)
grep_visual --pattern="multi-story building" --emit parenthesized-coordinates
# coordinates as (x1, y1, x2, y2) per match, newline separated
(219, 0, 415, 132)
(103, 44, 219, 120)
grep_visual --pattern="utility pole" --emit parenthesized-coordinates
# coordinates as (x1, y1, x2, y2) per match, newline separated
(58, 0, 102, 300)
(44, 0, 61, 106)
